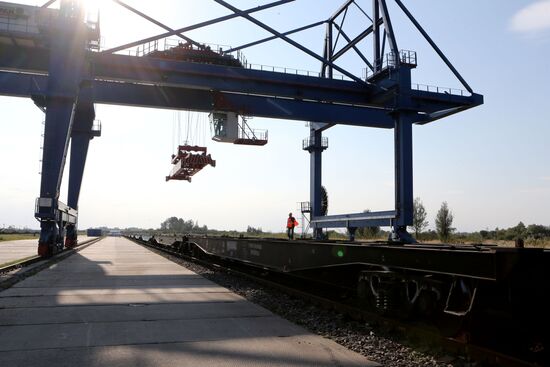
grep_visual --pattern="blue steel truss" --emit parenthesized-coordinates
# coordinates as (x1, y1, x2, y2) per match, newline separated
(0, 0, 483, 255)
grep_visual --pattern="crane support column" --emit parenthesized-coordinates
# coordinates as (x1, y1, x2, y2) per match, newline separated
(391, 113, 415, 242)
(309, 21, 333, 240)
(391, 63, 416, 243)
(310, 128, 324, 240)
(66, 102, 97, 248)
(36, 0, 87, 257)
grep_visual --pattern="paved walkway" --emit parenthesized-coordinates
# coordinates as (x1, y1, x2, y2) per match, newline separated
(0, 236, 90, 265)
(0, 237, 377, 367)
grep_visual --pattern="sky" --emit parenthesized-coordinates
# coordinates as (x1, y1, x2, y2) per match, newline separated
(1, 0, 549, 233)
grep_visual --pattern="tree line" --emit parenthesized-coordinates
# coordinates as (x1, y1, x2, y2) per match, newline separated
(155, 207, 549, 246)
(160, 217, 208, 234)
(355, 198, 454, 242)
(356, 198, 550, 245)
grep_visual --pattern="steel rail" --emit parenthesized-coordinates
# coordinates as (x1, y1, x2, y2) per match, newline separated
(0, 237, 103, 274)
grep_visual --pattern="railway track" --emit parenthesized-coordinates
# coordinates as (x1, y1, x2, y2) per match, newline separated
(0, 237, 104, 286)
(130, 236, 537, 367)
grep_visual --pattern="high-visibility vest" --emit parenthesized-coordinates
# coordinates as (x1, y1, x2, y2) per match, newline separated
(287, 217, 298, 228)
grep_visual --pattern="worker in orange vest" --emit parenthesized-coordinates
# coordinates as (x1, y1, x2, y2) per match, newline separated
(287, 212, 299, 240)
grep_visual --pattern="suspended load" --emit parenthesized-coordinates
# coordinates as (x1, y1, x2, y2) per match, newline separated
(210, 112, 268, 146)
(166, 145, 216, 183)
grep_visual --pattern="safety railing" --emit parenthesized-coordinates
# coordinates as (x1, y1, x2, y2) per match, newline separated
(302, 136, 329, 151)
(412, 83, 470, 97)
(237, 116, 268, 143)
(387, 50, 417, 67)
(300, 201, 311, 213)
(245, 63, 347, 80)
(239, 128, 268, 141)
(363, 49, 417, 79)
(117, 36, 350, 80)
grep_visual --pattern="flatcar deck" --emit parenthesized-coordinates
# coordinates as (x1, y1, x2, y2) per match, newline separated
(0, 237, 377, 367)
(182, 236, 549, 281)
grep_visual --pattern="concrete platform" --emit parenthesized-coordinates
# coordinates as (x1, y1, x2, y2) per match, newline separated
(0, 236, 90, 265)
(0, 237, 378, 367)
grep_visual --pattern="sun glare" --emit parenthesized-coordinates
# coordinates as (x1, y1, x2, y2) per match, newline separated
(80, 0, 110, 18)
(80, 0, 109, 8)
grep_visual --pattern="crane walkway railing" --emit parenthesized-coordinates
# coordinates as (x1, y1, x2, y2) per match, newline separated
(104, 36, 349, 80)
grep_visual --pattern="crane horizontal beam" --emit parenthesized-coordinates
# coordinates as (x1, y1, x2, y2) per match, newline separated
(411, 89, 483, 116)
(0, 71, 395, 128)
(0, 45, 377, 105)
(91, 53, 378, 105)
(0, 44, 482, 126)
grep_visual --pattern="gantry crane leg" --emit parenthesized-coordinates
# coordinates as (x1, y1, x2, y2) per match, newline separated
(36, 0, 87, 257)
(310, 128, 324, 240)
(36, 99, 77, 256)
(391, 112, 415, 243)
(66, 102, 96, 248)
(391, 65, 416, 243)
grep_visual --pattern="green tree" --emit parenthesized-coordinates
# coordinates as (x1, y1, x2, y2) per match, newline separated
(411, 197, 429, 239)
(356, 209, 381, 239)
(435, 202, 455, 242)
(246, 226, 263, 235)
(160, 217, 206, 233)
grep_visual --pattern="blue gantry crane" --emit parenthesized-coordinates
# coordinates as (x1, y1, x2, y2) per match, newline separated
(0, 0, 482, 256)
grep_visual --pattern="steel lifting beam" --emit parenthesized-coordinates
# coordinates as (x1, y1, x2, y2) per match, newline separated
(312, 210, 396, 229)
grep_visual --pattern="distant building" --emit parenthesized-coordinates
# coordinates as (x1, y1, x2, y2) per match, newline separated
(86, 228, 104, 237)
(109, 229, 122, 237)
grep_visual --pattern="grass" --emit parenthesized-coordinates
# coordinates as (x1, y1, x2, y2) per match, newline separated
(416, 238, 550, 248)
(0, 234, 38, 242)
